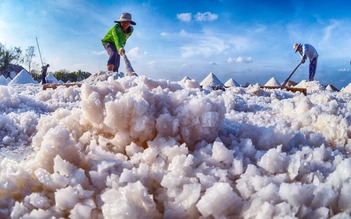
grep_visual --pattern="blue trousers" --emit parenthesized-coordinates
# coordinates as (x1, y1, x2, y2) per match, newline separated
(104, 43, 120, 72)
(309, 57, 318, 81)
(41, 72, 46, 84)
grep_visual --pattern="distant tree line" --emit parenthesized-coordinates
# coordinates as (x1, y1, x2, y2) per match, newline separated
(0, 42, 91, 82)
(0, 43, 23, 78)
(30, 69, 91, 83)
(52, 69, 91, 83)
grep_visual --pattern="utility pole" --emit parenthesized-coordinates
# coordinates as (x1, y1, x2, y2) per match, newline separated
(36, 37, 44, 66)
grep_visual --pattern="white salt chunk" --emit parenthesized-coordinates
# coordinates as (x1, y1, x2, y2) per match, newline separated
(196, 182, 243, 217)
(258, 145, 286, 174)
(70, 203, 93, 219)
(212, 138, 234, 164)
(55, 186, 79, 210)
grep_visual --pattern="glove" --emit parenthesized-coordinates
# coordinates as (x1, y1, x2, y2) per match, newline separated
(119, 47, 125, 56)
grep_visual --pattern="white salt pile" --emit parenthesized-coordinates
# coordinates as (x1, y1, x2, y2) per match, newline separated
(46, 73, 59, 84)
(224, 78, 241, 87)
(200, 72, 224, 87)
(0, 73, 351, 218)
(8, 69, 38, 85)
(341, 83, 351, 93)
(264, 77, 280, 86)
(0, 75, 8, 85)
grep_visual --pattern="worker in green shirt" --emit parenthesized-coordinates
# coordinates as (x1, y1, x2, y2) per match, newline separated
(102, 12, 136, 72)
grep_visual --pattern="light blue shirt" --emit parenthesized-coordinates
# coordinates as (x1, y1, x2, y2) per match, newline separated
(298, 44, 318, 61)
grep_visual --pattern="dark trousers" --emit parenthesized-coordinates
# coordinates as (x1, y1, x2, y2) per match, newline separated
(41, 73, 46, 84)
(104, 43, 120, 72)
(309, 57, 318, 81)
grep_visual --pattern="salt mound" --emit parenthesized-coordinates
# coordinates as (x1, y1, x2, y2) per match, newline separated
(341, 83, 351, 93)
(200, 72, 224, 87)
(264, 77, 280, 86)
(8, 69, 38, 85)
(32, 76, 225, 162)
(325, 85, 333, 92)
(0, 75, 8, 85)
(295, 80, 324, 92)
(180, 76, 191, 84)
(225, 78, 240, 87)
(180, 77, 200, 89)
(3, 75, 351, 218)
(82, 71, 124, 84)
(46, 73, 59, 84)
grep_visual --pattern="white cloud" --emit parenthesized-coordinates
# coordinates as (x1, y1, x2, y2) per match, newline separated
(128, 47, 145, 58)
(180, 34, 230, 58)
(195, 12, 218, 22)
(177, 12, 218, 22)
(179, 29, 189, 36)
(160, 29, 252, 58)
(227, 57, 234, 63)
(338, 68, 350, 72)
(227, 56, 253, 63)
(181, 63, 192, 68)
(175, 30, 253, 59)
(148, 60, 157, 65)
(177, 13, 192, 22)
(148, 60, 162, 70)
(322, 20, 339, 43)
(91, 50, 105, 55)
(161, 30, 188, 38)
(209, 61, 217, 65)
(226, 37, 252, 52)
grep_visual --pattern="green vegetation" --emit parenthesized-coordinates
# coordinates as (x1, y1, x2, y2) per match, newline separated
(52, 69, 91, 83)
(0, 43, 23, 77)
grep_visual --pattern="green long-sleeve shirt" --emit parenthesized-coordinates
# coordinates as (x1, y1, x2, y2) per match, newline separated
(101, 23, 133, 50)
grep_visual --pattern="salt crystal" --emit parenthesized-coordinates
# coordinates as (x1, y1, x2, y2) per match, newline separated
(196, 182, 242, 217)
(23, 209, 55, 219)
(10, 202, 29, 219)
(278, 182, 315, 207)
(212, 138, 234, 164)
(25, 192, 51, 209)
(338, 182, 351, 211)
(311, 184, 337, 209)
(55, 186, 79, 210)
(70, 203, 93, 218)
(228, 158, 244, 176)
(101, 181, 159, 218)
(53, 155, 75, 177)
(258, 146, 287, 174)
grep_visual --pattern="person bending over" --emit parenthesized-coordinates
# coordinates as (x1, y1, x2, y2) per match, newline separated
(293, 43, 318, 81)
(102, 12, 136, 72)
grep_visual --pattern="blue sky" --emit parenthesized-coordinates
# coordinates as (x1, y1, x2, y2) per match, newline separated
(1, 0, 351, 88)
